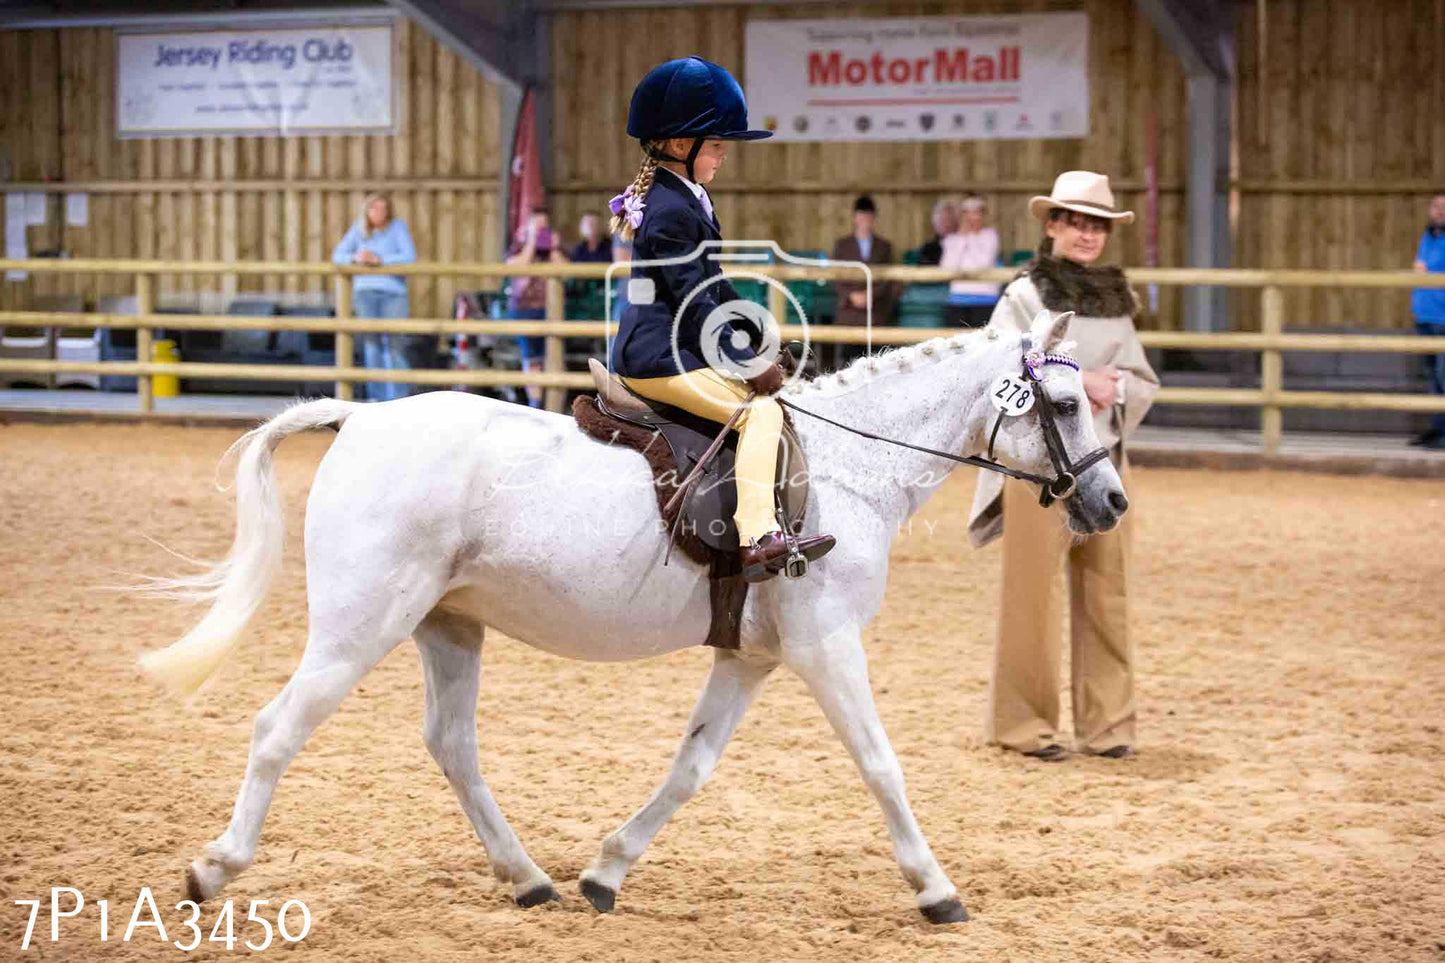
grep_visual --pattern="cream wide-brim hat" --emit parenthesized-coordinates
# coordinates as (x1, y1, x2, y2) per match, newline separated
(1028, 170, 1135, 225)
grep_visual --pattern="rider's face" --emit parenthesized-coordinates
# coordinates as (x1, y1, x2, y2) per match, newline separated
(669, 138, 728, 184)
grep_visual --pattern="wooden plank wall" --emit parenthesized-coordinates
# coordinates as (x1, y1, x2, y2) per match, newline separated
(1235, 0, 1445, 331)
(547, 0, 1192, 328)
(0, 18, 504, 317)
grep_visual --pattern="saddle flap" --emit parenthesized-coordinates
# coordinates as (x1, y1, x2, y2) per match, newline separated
(588, 358, 657, 419)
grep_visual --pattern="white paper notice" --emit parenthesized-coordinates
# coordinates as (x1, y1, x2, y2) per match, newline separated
(5, 192, 27, 281)
(65, 192, 89, 227)
(25, 191, 46, 226)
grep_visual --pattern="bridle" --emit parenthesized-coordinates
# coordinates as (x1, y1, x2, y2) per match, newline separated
(776, 342, 1111, 508)
(984, 349, 1110, 507)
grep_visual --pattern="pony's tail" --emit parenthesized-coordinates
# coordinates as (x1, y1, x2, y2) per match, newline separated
(137, 398, 358, 698)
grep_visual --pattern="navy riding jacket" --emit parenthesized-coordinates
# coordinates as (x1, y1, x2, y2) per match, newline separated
(609, 169, 757, 378)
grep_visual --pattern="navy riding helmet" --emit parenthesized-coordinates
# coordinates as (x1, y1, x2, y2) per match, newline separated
(627, 56, 771, 180)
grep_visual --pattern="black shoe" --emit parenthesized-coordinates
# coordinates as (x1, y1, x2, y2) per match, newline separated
(1425, 434, 1445, 451)
(1409, 428, 1443, 447)
(1092, 745, 1135, 759)
(740, 531, 836, 583)
(1020, 743, 1068, 762)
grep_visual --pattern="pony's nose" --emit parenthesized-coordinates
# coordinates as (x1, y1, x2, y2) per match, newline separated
(1107, 489, 1130, 514)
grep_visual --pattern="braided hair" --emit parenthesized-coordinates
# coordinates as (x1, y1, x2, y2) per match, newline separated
(609, 142, 661, 241)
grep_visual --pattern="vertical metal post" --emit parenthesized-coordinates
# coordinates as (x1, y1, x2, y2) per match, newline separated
(1260, 284, 1283, 454)
(544, 275, 565, 412)
(135, 272, 154, 414)
(334, 273, 355, 401)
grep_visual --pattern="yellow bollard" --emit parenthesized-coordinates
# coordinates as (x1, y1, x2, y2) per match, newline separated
(152, 339, 180, 398)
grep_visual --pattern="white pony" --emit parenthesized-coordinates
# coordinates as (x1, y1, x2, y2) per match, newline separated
(141, 310, 1127, 924)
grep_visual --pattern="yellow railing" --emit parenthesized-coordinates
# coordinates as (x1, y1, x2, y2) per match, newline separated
(1, 258, 1443, 454)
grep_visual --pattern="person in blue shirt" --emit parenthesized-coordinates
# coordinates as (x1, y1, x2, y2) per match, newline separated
(607, 56, 835, 583)
(1411, 193, 1445, 449)
(331, 194, 421, 402)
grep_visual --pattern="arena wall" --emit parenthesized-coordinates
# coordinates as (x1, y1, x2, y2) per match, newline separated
(0, 18, 505, 319)
(1, 0, 1441, 332)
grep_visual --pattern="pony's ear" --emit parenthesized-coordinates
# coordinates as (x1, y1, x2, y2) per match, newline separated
(1029, 309, 1074, 351)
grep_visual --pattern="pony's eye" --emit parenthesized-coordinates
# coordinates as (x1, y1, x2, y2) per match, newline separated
(1055, 400, 1079, 417)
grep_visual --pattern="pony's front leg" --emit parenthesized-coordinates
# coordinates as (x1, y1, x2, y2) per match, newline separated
(783, 624, 968, 924)
(580, 649, 776, 913)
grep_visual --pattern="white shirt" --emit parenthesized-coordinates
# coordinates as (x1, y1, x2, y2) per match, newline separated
(657, 166, 714, 223)
(940, 228, 1001, 298)
(856, 234, 873, 261)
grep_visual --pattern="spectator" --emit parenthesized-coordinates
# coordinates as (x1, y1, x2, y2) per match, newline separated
(505, 206, 569, 407)
(940, 193, 1001, 327)
(917, 198, 961, 267)
(1410, 192, 1445, 449)
(571, 213, 613, 263)
(330, 193, 421, 402)
(830, 194, 899, 366)
(970, 170, 1159, 762)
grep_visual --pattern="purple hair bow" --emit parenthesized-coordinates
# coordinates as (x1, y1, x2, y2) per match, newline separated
(609, 190, 645, 230)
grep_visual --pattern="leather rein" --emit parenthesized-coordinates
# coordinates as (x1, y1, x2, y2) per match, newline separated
(777, 352, 1110, 509)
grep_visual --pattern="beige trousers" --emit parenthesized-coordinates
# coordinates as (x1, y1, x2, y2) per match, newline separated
(985, 460, 1136, 754)
(622, 368, 783, 543)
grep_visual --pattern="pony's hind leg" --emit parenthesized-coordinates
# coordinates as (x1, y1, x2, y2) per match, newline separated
(186, 562, 448, 902)
(185, 638, 387, 902)
(580, 649, 776, 913)
(413, 608, 557, 907)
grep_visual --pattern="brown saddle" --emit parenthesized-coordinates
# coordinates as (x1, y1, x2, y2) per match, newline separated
(572, 359, 812, 650)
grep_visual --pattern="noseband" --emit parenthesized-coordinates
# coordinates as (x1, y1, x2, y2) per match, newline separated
(777, 341, 1110, 506)
(984, 350, 1110, 507)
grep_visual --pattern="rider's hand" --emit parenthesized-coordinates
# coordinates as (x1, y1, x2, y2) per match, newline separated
(1081, 366, 1121, 413)
(747, 363, 785, 396)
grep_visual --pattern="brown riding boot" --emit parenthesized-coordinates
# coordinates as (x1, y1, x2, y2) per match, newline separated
(740, 530, 837, 583)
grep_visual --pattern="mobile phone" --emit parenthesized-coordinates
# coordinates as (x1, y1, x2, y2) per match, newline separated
(535, 227, 554, 250)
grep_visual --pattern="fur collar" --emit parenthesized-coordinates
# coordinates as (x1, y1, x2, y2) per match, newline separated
(1025, 249, 1138, 318)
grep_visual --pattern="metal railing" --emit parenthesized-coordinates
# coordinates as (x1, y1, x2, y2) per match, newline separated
(1, 258, 1443, 454)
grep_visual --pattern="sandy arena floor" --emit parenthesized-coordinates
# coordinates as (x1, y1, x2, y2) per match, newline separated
(0, 421, 1442, 962)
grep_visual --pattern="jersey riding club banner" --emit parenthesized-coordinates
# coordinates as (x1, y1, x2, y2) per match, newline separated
(115, 22, 397, 138)
(744, 12, 1088, 142)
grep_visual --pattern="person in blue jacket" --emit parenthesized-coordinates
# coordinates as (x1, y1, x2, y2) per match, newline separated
(1411, 192, 1445, 449)
(331, 193, 422, 401)
(607, 56, 835, 583)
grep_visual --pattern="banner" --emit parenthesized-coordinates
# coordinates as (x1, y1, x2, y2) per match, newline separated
(116, 22, 396, 138)
(744, 13, 1088, 142)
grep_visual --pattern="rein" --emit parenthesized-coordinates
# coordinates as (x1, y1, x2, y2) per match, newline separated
(777, 352, 1109, 508)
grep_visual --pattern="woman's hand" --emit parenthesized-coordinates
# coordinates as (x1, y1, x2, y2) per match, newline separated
(353, 250, 381, 266)
(847, 290, 867, 309)
(1081, 366, 1121, 413)
(746, 363, 784, 396)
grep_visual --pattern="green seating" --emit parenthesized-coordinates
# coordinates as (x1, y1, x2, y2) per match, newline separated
(895, 283, 950, 329)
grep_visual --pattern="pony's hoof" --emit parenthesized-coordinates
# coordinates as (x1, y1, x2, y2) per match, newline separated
(516, 883, 560, 908)
(921, 897, 970, 924)
(184, 865, 208, 904)
(580, 878, 617, 914)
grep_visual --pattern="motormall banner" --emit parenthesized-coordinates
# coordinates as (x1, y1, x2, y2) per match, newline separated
(744, 12, 1088, 142)
(116, 22, 396, 138)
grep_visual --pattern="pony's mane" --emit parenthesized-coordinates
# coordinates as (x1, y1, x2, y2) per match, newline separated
(784, 330, 1006, 398)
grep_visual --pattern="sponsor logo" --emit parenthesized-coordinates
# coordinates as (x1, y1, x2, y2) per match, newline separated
(854, 115, 872, 133)
(983, 110, 998, 132)
(764, 116, 778, 131)
(792, 115, 810, 133)
(919, 113, 935, 131)
(952, 113, 966, 129)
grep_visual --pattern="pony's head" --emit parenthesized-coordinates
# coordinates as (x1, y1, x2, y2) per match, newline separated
(979, 310, 1129, 535)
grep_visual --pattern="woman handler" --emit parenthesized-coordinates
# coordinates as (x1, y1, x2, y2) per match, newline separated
(608, 57, 834, 583)
(970, 171, 1160, 760)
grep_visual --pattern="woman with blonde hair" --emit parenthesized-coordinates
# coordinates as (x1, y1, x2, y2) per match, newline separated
(971, 171, 1159, 761)
(331, 193, 420, 401)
